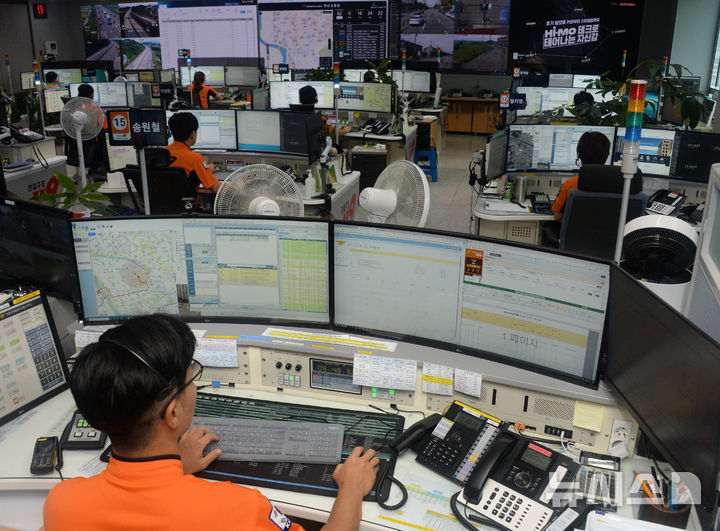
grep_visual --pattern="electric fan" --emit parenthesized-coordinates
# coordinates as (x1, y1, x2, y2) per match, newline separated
(60, 97, 104, 189)
(214, 164, 304, 216)
(359, 160, 430, 226)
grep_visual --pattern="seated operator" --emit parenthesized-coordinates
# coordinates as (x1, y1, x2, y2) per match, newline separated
(64, 83, 108, 176)
(298, 85, 353, 137)
(44, 71, 59, 86)
(189, 71, 223, 109)
(542, 131, 611, 247)
(363, 70, 377, 83)
(166, 112, 221, 195)
(43, 314, 381, 530)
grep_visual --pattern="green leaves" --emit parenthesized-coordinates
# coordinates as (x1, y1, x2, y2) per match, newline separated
(28, 171, 111, 215)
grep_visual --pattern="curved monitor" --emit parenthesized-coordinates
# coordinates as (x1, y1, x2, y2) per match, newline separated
(70, 216, 330, 325)
(333, 222, 610, 386)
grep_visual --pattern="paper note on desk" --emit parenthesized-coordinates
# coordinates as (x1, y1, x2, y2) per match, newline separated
(573, 400, 605, 432)
(195, 337, 238, 367)
(484, 200, 531, 213)
(75, 329, 104, 350)
(353, 354, 416, 390)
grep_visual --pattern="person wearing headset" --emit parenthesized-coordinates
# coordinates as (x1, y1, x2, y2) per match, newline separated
(43, 314, 380, 530)
(298, 85, 352, 137)
(189, 71, 223, 109)
(166, 112, 221, 195)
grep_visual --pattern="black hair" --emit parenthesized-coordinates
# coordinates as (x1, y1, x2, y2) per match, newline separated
(363, 70, 376, 83)
(299, 85, 318, 105)
(576, 131, 611, 165)
(168, 112, 199, 142)
(573, 90, 595, 107)
(71, 314, 196, 452)
(192, 71, 205, 106)
(77, 83, 94, 99)
(45, 71, 58, 83)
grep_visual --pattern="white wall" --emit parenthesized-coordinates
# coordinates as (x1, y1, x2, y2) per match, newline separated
(671, 0, 720, 92)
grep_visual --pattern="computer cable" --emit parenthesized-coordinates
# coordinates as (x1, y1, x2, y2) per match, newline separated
(449, 490, 505, 531)
(389, 404, 426, 418)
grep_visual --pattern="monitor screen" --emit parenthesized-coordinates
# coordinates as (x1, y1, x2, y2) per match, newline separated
(613, 128, 676, 177)
(126, 82, 161, 107)
(180, 65, 226, 87)
(50, 68, 83, 86)
(21, 72, 36, 90)
(124, 72, 141, 81)
(269, 81, 334, 110)
(516, 86, 614, 116)
(670, 131, 720, 183)
(486, 129, 509, 180)
(392, 70, 431, 93)
(604, 265, 720, 510)
(279, 112, 313, 157)
(226, 66, 259, 86)
(0, 198, 79, 302)
(158, 0, 259, 69)
(343, 68, 368, 82)
(337, 82, 393, 113)
(0, 290, 70, 428)
(506, 124, 615, 171)
(236, 110, 281, 152)
(105, 133, 139, 170)
(71, 216, 331, 324)
(44, 88, 70, 114)
(266, 68, 292, 82)
(69, 82, 129, 107)
(572, 74, 601, 88)
(166, 110, 237, 150)
(333, 223, 610, 385)
(160, 68, 175, 83)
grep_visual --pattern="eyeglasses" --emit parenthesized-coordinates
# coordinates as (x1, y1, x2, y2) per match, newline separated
(159, 359, 204, 419)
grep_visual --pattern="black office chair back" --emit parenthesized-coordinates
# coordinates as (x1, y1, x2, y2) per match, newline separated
(559, 165, 647, 260)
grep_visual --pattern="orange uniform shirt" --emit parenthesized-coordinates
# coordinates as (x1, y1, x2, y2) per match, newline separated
(43, 455, 306, 531)
(189, 83, 219, 109)
(166, 141, 219, 192)
(551, 175, 579, 215)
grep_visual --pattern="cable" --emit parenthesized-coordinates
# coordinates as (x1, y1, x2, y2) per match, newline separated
(375, 447, 409, 510)
(389, 404, 426, 418)
(450, 491, 506, 531)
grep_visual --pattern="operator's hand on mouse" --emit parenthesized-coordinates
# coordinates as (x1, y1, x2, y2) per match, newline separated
(178, 425, 221, 474)
(332, 446, 380, 497)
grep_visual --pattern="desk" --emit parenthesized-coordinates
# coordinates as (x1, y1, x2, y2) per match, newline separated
(3, 156, 68, 200)
(473, 197, 555, 245)
(341, 125, 418, 166)
(410, 106, 448, 152)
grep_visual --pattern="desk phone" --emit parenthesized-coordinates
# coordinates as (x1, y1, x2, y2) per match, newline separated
(530, 192, 554, 215)
(647, 189, 686, 215)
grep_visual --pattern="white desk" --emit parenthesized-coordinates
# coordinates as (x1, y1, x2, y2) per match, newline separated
(3, 156, 68, 200)
(473, 197, 555, 245)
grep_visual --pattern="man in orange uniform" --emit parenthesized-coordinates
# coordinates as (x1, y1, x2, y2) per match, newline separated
(166, 112, 221, 194)
(189, 71, 223, 109)
(43, 314, 380, 530)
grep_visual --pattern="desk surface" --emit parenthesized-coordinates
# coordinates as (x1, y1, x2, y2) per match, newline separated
(474, 197, 556, 222)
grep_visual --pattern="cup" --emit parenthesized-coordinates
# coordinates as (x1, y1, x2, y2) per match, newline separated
(514, 176, 527, 203)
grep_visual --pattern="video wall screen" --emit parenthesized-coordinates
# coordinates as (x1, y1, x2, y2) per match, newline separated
(509, 0, 644, 76)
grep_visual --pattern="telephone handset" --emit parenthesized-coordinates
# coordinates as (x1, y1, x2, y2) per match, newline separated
(415, 401, 507, 484)
(647, 189, 686, 215)
(7, 125, 45, 143)
(360, 118, 390, 135)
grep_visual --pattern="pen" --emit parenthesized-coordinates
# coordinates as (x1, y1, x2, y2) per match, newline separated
(662, 479, 670, 508)
(651, 466, 665, 505)
(633, 471, 659, 504)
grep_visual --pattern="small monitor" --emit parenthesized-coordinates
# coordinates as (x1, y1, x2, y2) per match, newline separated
(69, 82, 128, 107)
(337, 82, 393, 113)
(124, 72, 140, 82)
(105, 133, 138, 170)
(343, 69, 366, 82)
(166, 109, 237, 150)
(0, 290, 70, 428)
(21, 72, 36, 90)
(160, 68, 175, 83)
(236, 110, 281, 152)
(506, 124, 616, 172)
(126, 82, 160, 107)
(670, 130, 720, 183)
(266, 68, 292, 82)
(252, 88, 270, 110)
(50, 68, 83, 86)
(0, 197, 79, 302)
(270, 81, 334, 110)
(226, 66, 259, 87)
(279, 111, 312, 156)
(614, 127, 676, 177)
(572, 74, 601, 88)
(181, 66, 225, 87)
(44, 88, 69, 114)
(485, 129, 509, 180)
(137, 71, 156, 83)
(391, 70, 431, 93)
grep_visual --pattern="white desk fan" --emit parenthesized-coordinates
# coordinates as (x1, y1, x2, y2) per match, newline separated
(359, 160, 430, 227)
(214, 164, 304, 216)
(60, 97, 104, 189)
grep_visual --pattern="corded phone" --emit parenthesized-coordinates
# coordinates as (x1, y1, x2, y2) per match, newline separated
(0, 125, 45, 144)
(361, 118, 391, 135)
(647, 189, 686, 215)
(530, 192, 554, 215)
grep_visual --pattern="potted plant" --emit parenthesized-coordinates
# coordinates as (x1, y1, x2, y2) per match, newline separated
(364, 58, 396, 88)
(32, 171, 114, 216)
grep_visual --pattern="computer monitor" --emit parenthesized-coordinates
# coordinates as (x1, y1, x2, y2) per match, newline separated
(572, 74, 601, 88)
(124, 72, 140, 82)
(20, 72, 36, 90)
(0, 198, 79, 302)
(226, 66, 259, 87)
(506, 124, 616, 172)
(391, 70, 431, 93)
(266, 68, 292, 82)
(485, 129, 509, 180)
(305, 112, 324, 165)
(278, 112, 312, 157)
(269, 81, 334, 110)
(136, 70, 156, 83)
(105, 133, 138, 170)
(69, 82, 128, 107)
(160, 68, 175, 83)
(236, 110, 281, 152)
(604, 265, 720, 513)
(516, 87, 614, 117)
(333, 223, 610, 386)
(50, 68, 83, 86)
(337, 82, 393, 114)
(613, 127, 676, 177)
(180, 66, 226, 87)
(71, 216, 331, 324)
(166, 110, 237, 150)
(670, 131, 720, 183)
(126, 82, 160, 107)
(252, 88, 270, 110)
(343, 69, 367, 82)
(0, 290, 70, 427)
(43, 88, 70, 114)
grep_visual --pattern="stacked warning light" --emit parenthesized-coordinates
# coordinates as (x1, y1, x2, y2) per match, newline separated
(621, 80, 647, 176)
(333, 62, 340, 86)
(402, 49, 406, 71)
(33, 60, 40, 85)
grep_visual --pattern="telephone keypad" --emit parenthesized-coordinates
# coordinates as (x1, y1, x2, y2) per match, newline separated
(470, 479, 553, 531)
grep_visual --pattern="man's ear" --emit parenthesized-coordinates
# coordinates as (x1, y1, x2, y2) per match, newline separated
(161, 398, 181, 430)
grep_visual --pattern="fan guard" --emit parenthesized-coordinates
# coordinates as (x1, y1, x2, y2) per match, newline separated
(214, 164, 304, 217)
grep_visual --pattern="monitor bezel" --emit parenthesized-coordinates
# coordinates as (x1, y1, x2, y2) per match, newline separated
(0, 290, 71, 428)
(331, 220, 610, 388)
(669, 130, 720, 184)
(70, 215, 333, 328)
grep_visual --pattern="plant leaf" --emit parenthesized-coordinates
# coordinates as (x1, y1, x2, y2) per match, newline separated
(54, 172, 77, 193)
(82, 193, 111, 201)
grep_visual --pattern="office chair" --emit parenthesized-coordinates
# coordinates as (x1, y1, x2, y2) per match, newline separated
(558, 165, 647, 260)
(121, 148, 199, 214)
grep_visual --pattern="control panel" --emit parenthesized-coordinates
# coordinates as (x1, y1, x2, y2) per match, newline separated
(260, 351, 414, 406)
(202, 348, 251, 386)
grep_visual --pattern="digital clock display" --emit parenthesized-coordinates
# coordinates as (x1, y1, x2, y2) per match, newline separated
(310, 358, 362, 395)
